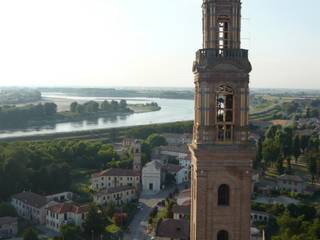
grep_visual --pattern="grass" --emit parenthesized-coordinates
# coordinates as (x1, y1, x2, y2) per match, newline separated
(128, 104, 161, 113)
(70, 168, 96, 202)
(105, 224, 121, 234)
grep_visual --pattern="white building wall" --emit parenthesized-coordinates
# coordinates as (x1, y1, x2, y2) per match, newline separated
(91, 175, 140, 191)
(175, 168, 189, 184)
(142, 163, 162, 194)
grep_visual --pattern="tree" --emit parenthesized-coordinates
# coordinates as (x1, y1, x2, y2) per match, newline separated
(43, 102, 57, 116)
(277, 127, 293, 170)
(305, 152, 319, 184)
(265, 125, 281, 139)
(84, 101, 99, 113)
(256, 138, 263, 165)
(70, 102, 78, 112)
(283, 101, 299, 115)
(293, 135, 301, 163)
(83, 204, 106, 238)
(0, 203, 17, 217)
(60, 224, 81, 240)
(119, 99, 127, 109)
(23, 228, 39, 240)
(262, 138, 281, 167)
(101, 100, 111, 111)
(300, 135, 310, 153)
(146, 134, 167, 149)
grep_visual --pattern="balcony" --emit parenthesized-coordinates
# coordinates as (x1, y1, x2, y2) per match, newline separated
(193, 48, 251, 73)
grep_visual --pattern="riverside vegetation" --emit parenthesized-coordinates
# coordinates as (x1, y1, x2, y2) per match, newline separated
(0, 99, 160, 129)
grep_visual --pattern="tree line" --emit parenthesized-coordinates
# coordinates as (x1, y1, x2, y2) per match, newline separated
(70, 100, 131, 114)
(0, 132, 168, 201)
(0, 140, 117, 201)
(0, 88, 41, 105)
(0, 103, 57, 128)
(255, 125, 320, 177)
(252, 202, 320, 240)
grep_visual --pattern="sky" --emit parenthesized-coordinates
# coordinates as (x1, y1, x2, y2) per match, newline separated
(0, 0, 319, 89)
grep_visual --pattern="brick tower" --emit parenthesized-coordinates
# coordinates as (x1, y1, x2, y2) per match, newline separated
(132, 140, 142, 172)
(189, 0, 255, 240)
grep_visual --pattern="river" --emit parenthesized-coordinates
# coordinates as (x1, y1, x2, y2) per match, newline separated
(0, 93, 194, 139)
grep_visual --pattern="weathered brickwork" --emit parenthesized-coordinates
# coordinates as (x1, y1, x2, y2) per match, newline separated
(190, 1, 255, 239)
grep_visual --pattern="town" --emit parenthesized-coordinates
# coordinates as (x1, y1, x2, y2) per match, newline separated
(1, 102, 320, 240)
(0, 0, 320, 239)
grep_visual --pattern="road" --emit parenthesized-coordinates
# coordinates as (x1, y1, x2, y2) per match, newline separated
(124, 188, 173, 240)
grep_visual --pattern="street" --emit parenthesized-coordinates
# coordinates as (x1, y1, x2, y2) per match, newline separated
(124, 188, 173, 240)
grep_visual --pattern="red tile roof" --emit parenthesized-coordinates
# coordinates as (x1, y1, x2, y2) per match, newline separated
(47, 202, 90, 214)
(92, 168, 140, 178)
(0, 217, 17, 225)
(165, 164, 182, 174)
(172, 205, 190, 215)
(156, 219, 190, 239)
(95, 185, 136, 196)
(12, 191, 47, 208)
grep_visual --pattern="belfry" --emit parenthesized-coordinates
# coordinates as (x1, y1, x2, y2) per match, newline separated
(189, 0, 255, 239)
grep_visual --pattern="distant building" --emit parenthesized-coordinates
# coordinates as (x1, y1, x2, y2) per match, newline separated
(142, 160, 165, 194)
(254, 178, 277, 195)
(165, 164, 189, 184)
(0, 217, 18, 238)
(176, 189, 191, 206)
(252, 171, 261, 193)
(46, 192, 73, 202)
(251, 227, 264, 240)
(93, 185, 137, 206)
(91, 168, 140, 191)
(11, 191, 56, 225)
(178, 154, 191, 170)
(46, 202, 89, 232)
(172, 205, 190, 220)
(155, 219, 190, 240)
(132, 140, 142, 171)
(251, 210, 271, 223)
(162, 133, 192, 145)
(276, 174, 305, 193)
(156, 145, 189, 159)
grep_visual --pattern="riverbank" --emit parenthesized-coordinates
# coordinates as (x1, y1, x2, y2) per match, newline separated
(0, 121, 193, 142)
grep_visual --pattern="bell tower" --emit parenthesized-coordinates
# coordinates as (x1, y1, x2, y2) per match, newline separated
(189, 0, 255, 239)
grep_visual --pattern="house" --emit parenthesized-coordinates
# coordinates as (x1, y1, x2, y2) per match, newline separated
(11, 191, 56, 225)
(276, 174, 305, 193)
(252, 171, 261, 193)
(155, 219, 190, 240)
(0, 217, 18, 238)
(162, 133, 192, 145)
(156, 145, 189, 159)
(251, 210, 271, 223)
(91, 168, 140, 191)
(93, 185, 137, 205)
(255, 178, 277, 195)
(178, 155, 191, 170)
(251, 227, 264, 240)
(165, 164, 189, 184)
(176, 189, 191, 206)
(142, 160, 165, 194)
(46, 202, 89, 232)
(46, 192, 73, 202)
(172, 205, 190, 220)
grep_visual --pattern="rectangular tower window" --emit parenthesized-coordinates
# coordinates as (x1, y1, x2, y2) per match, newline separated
(218, 20, 229, 49)
(216, 93, 233, 141)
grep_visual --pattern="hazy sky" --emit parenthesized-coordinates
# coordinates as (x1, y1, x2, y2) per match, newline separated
(0, 0, 319, 89)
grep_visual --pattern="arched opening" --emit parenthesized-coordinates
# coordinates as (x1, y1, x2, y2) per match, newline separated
(217, 230, 229, 240)
(216, 85, 234, 142)
(218, 184, 230, 206)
